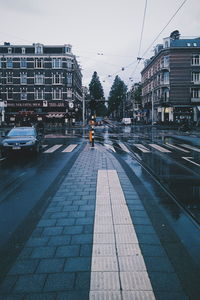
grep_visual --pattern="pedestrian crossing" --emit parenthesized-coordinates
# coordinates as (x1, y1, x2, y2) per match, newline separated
(39, 141, 200, 168)
(42, 144, 78, 154)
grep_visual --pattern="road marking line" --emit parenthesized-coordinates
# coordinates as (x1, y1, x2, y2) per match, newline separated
(165, 143, 190, 153)
(181, 144, 200, 153)
(62, 144, 78, 152)
(133, 144, 150, 153)
(90, 170, 155, 299)
(149, 144, 171, 153)
(0, 157, 6, 161)
(43, 144, 62, 153)
(119, 142, 130, 153)
(182, 157, 200, 167)
(104, 144, 116, 152)
(42, 145, 48, 148)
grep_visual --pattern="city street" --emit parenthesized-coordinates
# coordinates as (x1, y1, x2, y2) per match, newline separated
(0, 123, 200, 299)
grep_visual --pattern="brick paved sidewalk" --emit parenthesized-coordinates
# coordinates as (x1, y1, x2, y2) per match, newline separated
(0, 144, 187, 299)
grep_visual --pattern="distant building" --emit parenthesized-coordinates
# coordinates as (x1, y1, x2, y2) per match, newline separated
(0, 42, 82, 125)
(141, 36, 200, 124)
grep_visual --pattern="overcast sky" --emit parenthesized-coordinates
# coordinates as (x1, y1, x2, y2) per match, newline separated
(0, 0, 199, 97)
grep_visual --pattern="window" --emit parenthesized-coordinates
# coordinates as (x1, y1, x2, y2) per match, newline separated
(193, 43, 197, 47)
(35, 74, 44, 84)
(52, 58, 61, 68)
(20, 58, 27, 68)
(163, 72, 169, 84)
(192, 54, 200, 65)
(21, 92, 27, 100)
(192, 72, 200, 83)
(67, 60, 73, 69)
(22, 47, 26, 54)
(35, 58, 43, 68)
(67, 74, 72, 85)
(65, 46, 71, 53)
(20, 73, 27, 84)
(191, 88, 200, 98)
(187, 43, 191, 47)
(7, 73, 13, 84)
(7, 89, 13, 99)
(52, 89, 62, 100)
(8, 47, 12, 54)
(52, 73, 62, 84)
(35, 44, 43, 54)
(7, 58, 13, 68)
(163, 56, 169, 67)
(35, 89, 44, 100)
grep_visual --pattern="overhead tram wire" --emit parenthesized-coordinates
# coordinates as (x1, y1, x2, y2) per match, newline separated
(141, 0, 188, 59)
(129, 0, 188, 81)
(137, 0, 148, 60)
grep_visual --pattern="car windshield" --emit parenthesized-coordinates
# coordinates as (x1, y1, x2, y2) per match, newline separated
(7, 128, 35, 137)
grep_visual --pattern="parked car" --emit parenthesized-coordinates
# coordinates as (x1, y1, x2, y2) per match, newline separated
(0, 126, 43, 156)
(95, 117, 104, 126)
(121, 118, 132, 125)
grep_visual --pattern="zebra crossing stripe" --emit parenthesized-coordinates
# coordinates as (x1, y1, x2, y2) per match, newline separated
(119, 142, 130, 153)
(89, 170, 155, 299)
(105, 144, 116, 152)
(43, 145, 62, 153)
(133, 144, 150, 153)
(62, 144, 78, 153)
(149, 144, 171, 153)
(165, 143, 190, 153)
(181, 144, 200, 153)
(182, 157, 200, 167)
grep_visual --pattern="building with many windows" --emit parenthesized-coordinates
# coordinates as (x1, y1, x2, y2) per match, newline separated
(0, 42, 82, 125)
(141, 36, 200, 124)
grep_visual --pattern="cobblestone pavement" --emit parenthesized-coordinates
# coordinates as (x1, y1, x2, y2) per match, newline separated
(0, 143, 190, 299)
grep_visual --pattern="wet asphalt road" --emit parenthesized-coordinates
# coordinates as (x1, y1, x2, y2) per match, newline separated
(0, 124, 200, 272)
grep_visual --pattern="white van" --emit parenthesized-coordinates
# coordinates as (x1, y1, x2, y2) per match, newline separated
(122, 118, 132, 125)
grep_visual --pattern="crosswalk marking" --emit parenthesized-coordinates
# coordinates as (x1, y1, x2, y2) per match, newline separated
(42, 145, 48, 148)
(43, 144, 62, 153)
(149, 144, 171, 153)
(62, 144, 77, 152)
(182, 157, 200, 167)
(181, 144, 200, 153)
(133, 144, 150, 153)
(165, 143, 190, 153)
(105, 144, 116, 152)
(119, 142, 130, 153)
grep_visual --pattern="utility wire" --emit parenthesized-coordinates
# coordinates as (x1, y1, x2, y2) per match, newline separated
(128, 0, 188, 82)
(141, 0, 188, 58)
(138, 0, 148, 59)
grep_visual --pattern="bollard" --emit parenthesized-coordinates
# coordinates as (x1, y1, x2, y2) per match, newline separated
(91, 126, 94, 147)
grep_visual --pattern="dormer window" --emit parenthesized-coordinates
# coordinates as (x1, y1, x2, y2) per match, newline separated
(22, 47, 26, 54)
(8, 47, 12, 54)
(187, 43, 191, 47)
(193, 43, 197, 47)
(65, 44, 72, 54)
(35, 44, 43, 54)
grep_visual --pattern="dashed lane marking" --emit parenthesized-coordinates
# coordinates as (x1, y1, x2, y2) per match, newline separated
(89, 170, 155, 299)
(149, 144, 171, 153)
(62, 144, 78, 152)
(182, 157, 200, 167)
(43, 144, 62, 153)
(119, 142, 130, 153)
(165, 143, 190, 153)
(181, 144, 200, 153)
(133, 144, 150, 153)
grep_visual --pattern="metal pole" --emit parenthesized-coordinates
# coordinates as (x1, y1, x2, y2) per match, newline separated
(82, 90, 85, 126)
(152, 92, 154, 126)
